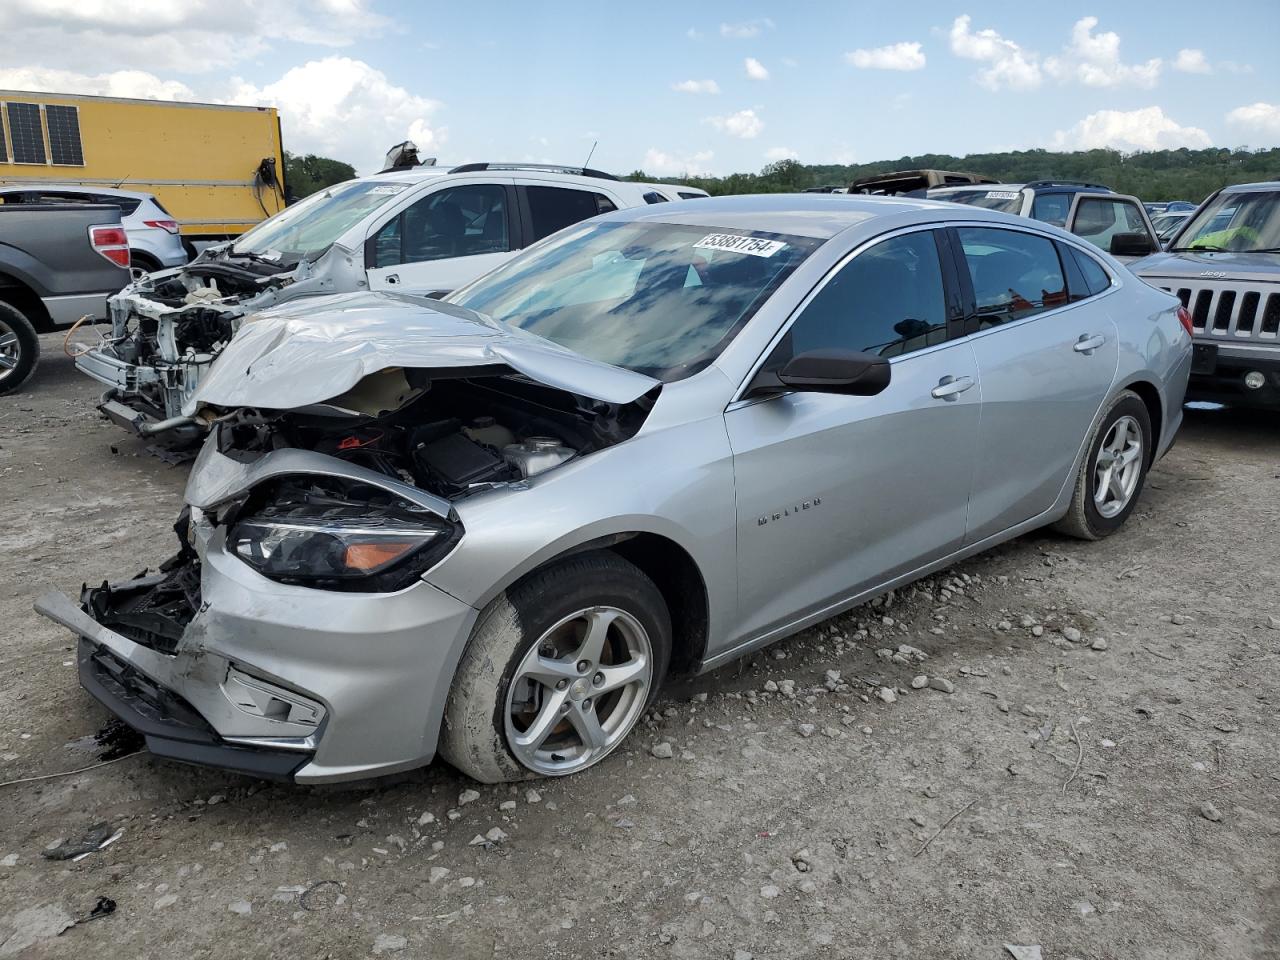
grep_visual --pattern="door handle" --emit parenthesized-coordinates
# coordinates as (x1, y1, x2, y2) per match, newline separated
(385, 273, 400, 285)
(931, 375, 975, 400)
(1073, 333, 1105, 354)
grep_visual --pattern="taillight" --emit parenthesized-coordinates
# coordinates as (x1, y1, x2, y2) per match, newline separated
(89, 224, 130, 268)
(143, 219, 180, 235)
(1177, 305, 1193, 337)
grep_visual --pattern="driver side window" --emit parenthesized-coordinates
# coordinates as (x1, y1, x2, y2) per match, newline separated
(372, 184, 510, 267)
(772, 230, 948, 367)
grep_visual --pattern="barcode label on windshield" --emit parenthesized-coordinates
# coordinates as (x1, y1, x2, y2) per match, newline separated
(693, 233, 786, 257)
(985, 191, 1020, 200)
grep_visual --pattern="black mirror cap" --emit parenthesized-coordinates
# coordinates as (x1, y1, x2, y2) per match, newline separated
(1110, 232, 1156, 257)
(776, 348, 891, 396)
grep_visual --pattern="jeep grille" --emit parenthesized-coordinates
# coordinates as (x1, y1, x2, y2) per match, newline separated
(1158, 280, 1280, 342)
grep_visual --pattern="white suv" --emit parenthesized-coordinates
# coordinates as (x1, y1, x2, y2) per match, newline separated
(77, 162, 706, 439)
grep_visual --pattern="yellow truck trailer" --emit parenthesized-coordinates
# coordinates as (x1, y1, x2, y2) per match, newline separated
(0, 90, 285, 246)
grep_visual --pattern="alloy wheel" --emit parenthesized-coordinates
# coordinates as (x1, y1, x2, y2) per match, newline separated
(0, 318, 19, 384)
(504, 605, 652, 775)
(1093, 414, 1143, 519)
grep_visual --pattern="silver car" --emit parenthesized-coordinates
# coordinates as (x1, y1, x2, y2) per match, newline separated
(36, 195, 1192, 785)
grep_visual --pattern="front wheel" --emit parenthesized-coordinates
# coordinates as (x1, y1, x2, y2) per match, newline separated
(1053, 389, 1152, 540)
(440, 551, 671, 783)
(0, 301, 40, 396)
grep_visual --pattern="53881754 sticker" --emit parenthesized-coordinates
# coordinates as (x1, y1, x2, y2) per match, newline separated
(693, 233, 786, 257)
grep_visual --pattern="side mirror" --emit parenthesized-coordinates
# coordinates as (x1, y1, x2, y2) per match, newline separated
(1110, 232, 1156, 258)
(748, 348, 891, 397)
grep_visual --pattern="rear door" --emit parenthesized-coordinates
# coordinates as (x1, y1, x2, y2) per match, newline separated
(366, 180, 518, 297)
(951, 225, 1118, 543)
(725, 227, 982, 641)
(1066, 193, 1160, 262)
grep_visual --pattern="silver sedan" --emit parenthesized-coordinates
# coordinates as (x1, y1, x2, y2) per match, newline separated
(37, 195, 1193, 784)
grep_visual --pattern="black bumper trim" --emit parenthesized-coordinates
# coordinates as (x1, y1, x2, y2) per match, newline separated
(1187, 350, 1280, 409)
(78, 638, 309, 782)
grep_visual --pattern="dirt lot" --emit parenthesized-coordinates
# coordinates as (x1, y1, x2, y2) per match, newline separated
(1, 336, 1277, 959)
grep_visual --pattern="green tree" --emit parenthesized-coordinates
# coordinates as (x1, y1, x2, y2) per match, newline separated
(284, 152, 358, 200)
(631, 147, 1280, 204)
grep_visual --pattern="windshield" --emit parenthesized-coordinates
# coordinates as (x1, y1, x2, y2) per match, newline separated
(1152, 213, 1187, 241)
(1174, 190, 1280, 253)
(448, 220, 819, 381)
(931, 188, 1022, 214)
(231, 179, 411, 262)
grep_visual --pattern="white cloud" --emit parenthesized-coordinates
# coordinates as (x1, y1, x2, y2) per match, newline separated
(0, 0, 386, 73)
(706, 109, 764, 139)
(1044, 17, 1161, 88)
(1050, 106, 1211, 151)
(949, 15, 1042, 90)
(229, 57, 444, 174)
(642, 148, 715, 177)
(685, 27, 702, 40)
(0, 66, 196, 100)
(720, 18, 774, 39)
(744, 57, 770, 81)
(765, 146, 798, 162)
(845, 42, 926, 71)
(1174, 48, 1212, 74)
(672, 79, 720, 95)
(1225, 102, 1280, 139)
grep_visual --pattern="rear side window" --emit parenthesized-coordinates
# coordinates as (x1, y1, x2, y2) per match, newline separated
(782, 230, 948, 360)
(98, 195, 142, 216)
(526, 186, 617, 242)
(1071, 247, 1112, 295)
(956, 227, 1067, 327)
(642, 191, 668, 204)
(1031, 192, 1071, 226)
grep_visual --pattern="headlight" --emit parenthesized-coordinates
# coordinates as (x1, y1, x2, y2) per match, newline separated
(229, 477, 460, 590)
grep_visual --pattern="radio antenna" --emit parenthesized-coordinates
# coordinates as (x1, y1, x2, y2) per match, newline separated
(582, 140, 597, 171)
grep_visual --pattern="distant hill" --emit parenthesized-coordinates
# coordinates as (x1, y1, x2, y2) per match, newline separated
(629, 147, 1280, 204)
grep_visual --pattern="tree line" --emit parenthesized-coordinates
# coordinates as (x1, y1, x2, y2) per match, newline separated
(628, 147, 1280, 204)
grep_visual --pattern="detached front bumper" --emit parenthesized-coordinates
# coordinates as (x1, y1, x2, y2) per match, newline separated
(35, 530, 480, 784)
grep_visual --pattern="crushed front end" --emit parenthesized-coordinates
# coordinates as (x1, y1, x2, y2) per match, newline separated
(75, 250, 349, 442)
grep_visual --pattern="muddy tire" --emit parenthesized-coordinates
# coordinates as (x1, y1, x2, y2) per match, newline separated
(0, 301, 39, 396)
(1053, 389, 1152, 541)
(439, 551, 671, 784)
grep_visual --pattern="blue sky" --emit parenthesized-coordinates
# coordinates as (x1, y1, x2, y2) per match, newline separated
(1, 1, 1277, 175)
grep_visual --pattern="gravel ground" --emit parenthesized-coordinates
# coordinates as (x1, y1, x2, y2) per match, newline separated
(2, 336, 1278, 959)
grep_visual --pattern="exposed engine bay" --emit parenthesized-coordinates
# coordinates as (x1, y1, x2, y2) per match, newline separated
(74, 246, 359, 439)
(212, 371, 652, 502)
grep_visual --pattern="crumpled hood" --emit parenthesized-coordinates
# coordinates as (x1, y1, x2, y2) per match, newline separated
(184, 291, 660, 415)
(1133, 250, 1280, 283)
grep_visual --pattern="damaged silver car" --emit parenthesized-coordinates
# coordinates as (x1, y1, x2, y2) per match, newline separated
(37, 195, 1191, 784)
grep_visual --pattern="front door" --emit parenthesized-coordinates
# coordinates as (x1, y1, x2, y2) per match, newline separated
(725, 229, 982, 642)
(366, 182, 517, 297)
(953, 225, 1119, 542)
(1066, 193, 1161, 263)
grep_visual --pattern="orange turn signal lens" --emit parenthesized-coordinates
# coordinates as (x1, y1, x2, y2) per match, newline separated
(343, 541, 418, 572)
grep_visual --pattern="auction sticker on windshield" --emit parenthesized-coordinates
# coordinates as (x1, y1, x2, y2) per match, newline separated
(986, 191, 1020, 200)
(694, 233, 786, 257)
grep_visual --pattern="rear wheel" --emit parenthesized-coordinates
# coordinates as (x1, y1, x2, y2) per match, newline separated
(0, 301, 39, 396)
(440, 552, 671, 783)
(1054, 389, 1152, 540)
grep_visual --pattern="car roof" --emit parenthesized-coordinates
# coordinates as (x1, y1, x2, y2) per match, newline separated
(602, 192, 1015, 240)
(1219, 181, 1280, 194)
(0, 183, 154, 200)
(348, 166, 656, 197)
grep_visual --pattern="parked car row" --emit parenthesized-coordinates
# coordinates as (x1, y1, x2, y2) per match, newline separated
(34, 186, 1192, 785)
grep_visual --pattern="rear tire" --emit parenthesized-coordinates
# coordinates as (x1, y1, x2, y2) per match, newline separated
(1053, 389, 1152, 540)
(440, 551, 671, 784)
(0, 300, 39, 396)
